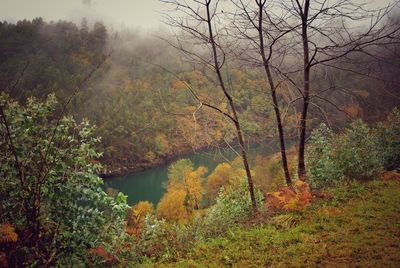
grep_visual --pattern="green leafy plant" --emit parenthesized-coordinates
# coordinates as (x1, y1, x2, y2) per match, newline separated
(202, 181, 264, 236)
(0, 94, 129, 266)
(374, 108, 400, 170)
(307, 121, 383, 188)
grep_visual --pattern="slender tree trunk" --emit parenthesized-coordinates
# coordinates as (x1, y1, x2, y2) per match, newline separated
(257, 0, 292, 186)
(266, 66, 293, 186)
(205, 0, 257, 212)
(234, 120, 257, 211)
(298, 0, 310, 180)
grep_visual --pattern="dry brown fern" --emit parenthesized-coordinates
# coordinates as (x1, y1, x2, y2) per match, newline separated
(0, 224, 18, 243)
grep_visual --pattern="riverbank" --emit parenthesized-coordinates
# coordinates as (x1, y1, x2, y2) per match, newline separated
(101, 141, 282, 205)
(100, 146, 218, 178)
(100, 156, 170, 178)
(100, 138, 277, 178)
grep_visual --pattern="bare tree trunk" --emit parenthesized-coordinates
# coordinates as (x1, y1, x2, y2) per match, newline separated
(205, 0, 257, 211)
(266, 66, 293, 185)
(297, 0, 310, 180)
(256, 0, 292, 186)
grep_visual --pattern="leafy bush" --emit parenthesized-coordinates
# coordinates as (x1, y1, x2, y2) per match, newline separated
(374, 108, 400, 170)
(202, 181, 264, 236)
(0, 94, 129, 266)
(307, 123, 336, 187)
(337, 121, 382, 180)
(307, 121, 383, 188)
(138, 215, 170, 260)
(128, 179, 266, 263)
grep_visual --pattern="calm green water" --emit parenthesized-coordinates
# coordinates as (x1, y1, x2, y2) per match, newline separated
(103, 142, 280, 206)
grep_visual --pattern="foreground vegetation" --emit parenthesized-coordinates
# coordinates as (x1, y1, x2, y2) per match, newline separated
(1, 94, 399, 266)
(154, 179, 400, 267)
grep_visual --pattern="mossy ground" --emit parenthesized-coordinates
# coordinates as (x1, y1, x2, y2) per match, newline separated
(149, 180, 400, 267)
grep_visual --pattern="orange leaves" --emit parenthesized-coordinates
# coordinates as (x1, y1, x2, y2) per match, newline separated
(380, 171, 400, 181)
(207, 163, 233, 200)
(266, 188, 295, 211)
(89, 245, 109, 259)
(266, 181, 312, 212)
(126, 201, 154, 237)
(89, 245, 119, 265)
(134, 201, 154, 218)
(0, 224, 18, 243)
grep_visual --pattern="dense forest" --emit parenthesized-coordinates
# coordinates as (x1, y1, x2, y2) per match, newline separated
(1, 16, 398, 176)
(1, 0, 400, 266)
(0, 18, 278, 175)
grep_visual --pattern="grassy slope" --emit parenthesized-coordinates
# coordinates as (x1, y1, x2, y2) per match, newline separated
(156, 180, 400, 267)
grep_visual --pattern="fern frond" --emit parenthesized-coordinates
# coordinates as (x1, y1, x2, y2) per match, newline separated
(272, 214, 302, 229)
(0, 224, 18, 243)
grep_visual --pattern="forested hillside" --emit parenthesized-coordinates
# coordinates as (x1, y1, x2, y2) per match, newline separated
(1, 18, 398, 176)
(1, 0, 400, 266)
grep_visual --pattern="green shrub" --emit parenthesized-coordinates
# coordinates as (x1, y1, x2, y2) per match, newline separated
(137, 215, 171, 260)
(375, 108, 400, 170)
(0, 94, 130, 266)
(307, 121, 383, 188)
(307, 123, 338, 187)
(201, 181, 264, 236)
(337, 120, 382, 179)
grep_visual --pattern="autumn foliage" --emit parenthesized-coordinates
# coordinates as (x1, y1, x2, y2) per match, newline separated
(157, 189, 189, 222)
(126, 201, 154, 236)
(380, 171, 400, 181)
(89, 245, 119, 266)
(0, 224, 18, 244)
(266, 181, 312, 212)
(207, 160, 245, 202)
(157, 159, 207, 222)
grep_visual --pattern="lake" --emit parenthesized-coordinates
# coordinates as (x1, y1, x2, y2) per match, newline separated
(103, 141, 281, 206)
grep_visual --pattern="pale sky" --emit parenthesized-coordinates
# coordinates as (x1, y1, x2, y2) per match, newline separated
(0, 0, 394, 30)
(0, 0, 164, 29)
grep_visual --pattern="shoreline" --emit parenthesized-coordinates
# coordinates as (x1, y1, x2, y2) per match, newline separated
(100, 137, 278, 179)
(99, 155, 173, 179)
(99, 144, 232, 179)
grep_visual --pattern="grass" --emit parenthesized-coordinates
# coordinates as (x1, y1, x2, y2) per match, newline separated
(150, 180, 400, 267)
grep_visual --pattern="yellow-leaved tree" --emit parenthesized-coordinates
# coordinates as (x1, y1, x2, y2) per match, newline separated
(157, 159, 207, 222)
(207, 157, 246, 203)
(157, 189, 188, 222)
